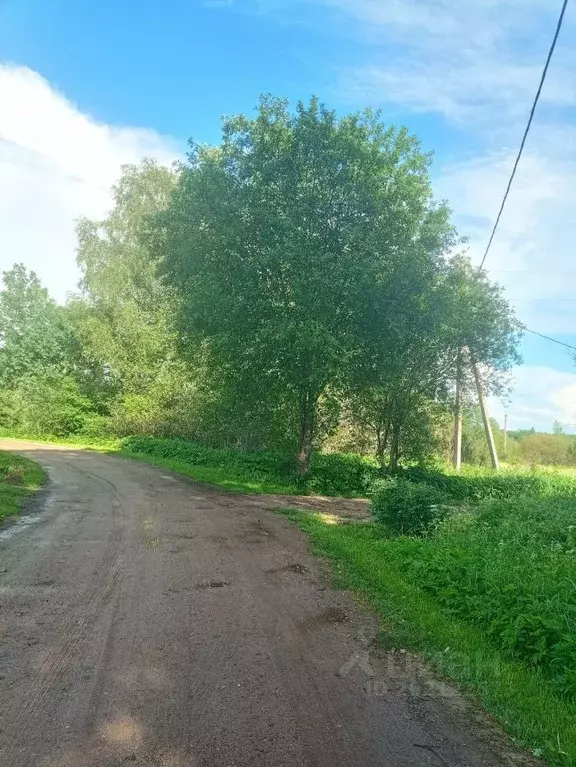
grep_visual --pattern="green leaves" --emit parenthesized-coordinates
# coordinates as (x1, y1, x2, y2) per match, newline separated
(153, 96, 469, 468)
(0, 97, 521, 467)
(394, 491, 576, 699)
(0, 264, 71, 386)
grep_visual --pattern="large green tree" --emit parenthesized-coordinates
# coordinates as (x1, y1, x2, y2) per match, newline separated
(152, 96, 461, 472)
(70, 160, 198, 436)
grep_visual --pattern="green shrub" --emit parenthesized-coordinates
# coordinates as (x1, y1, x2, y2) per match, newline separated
(0, 375, 101, 438)
(307, 452, 378, 496)
(370, 478, 453, 535)
(120, 437, 379, 497)
(390, 495, 576, 698)
(402, 465, 576, 502)
(121, 436, 293, 476)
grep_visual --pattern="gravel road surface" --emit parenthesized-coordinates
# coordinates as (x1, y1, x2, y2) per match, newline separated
(0, 442, 536, 767)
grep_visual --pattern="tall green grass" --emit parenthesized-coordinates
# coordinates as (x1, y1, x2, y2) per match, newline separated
(118, 436, 378, 496)
(393, 497, 576, 700)
(0, 451, 46, 522)
(402, 464, 576, 501)
(280, 509, 576, 765)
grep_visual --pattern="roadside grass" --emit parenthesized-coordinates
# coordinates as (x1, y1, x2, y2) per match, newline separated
(0, 431, 121, 451)
(0, 434, 301, 495)
(0, 433, 374, 497)
(116, 451, 300, 495)
(278, 509, 576, 767)
(0, 451, 46, 523)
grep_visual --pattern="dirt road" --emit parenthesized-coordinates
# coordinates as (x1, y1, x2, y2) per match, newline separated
(0, 442, 534, 767)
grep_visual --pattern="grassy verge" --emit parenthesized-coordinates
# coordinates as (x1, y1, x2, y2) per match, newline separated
(0, 433, 374, 497)
(0, 451, 46, 523)
(116, 451, 300, 495)
(0, 435, 302, 495)
(278, 509, 576, 766)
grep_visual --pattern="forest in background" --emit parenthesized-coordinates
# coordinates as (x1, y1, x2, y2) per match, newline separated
(2, 96, 563, 472)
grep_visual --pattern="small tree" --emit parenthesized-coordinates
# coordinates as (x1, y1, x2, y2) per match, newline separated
(0, 264, 71, 386)
(346, 255, 520, 472)
(0, 265, 103, 436)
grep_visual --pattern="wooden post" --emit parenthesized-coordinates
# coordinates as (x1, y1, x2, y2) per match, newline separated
(471, 358, 500, 470)
(453, 351, 462, 471)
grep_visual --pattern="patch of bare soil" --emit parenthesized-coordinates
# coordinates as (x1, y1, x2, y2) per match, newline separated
(245, 492, 371, 520)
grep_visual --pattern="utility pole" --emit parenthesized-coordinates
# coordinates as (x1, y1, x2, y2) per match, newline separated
(453, 350, 462, 471)
(471, 358, 500, 470)
(503, 413, 508, 461)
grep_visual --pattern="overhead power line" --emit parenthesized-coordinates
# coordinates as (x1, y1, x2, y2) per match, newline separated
(491, 269, 576, 275)
(525, 328, 576, 352)
(509, 298, 576, 302)
(479, 0, 570, 269)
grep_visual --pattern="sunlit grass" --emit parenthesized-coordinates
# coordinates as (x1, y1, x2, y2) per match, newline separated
(114, 451, 301, 495)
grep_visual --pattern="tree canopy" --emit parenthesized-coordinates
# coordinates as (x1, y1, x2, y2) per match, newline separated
(151, 96, 520, 471)
(0, 96, 523, 471)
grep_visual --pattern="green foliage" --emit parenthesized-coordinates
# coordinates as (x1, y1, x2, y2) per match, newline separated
(464, 414, 576, 469)
(120, 436, 378, 497)
(391, 496, 576, 700)
(0, 264, 72, 386)
(0, 374, 98, 438)
(71, 159, 191, 436)
(461, 408, 503, 466)
(402, 465, 576, 501)
(152, 96, 477, 472)
(347, 258, 521, 471)
(281, 509, 576, 765)
(306, 452, 378, 496)
(0, 264, 105, 438)
(520, 432, 576, 466)
(366, 462, 576, 705)
(122, 436, 293, 476)
(370, 478, 453, 534)
(0, 451, 46, 522)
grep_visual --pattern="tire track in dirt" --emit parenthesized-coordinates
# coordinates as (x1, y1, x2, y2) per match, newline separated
(0, 441, 539, 767)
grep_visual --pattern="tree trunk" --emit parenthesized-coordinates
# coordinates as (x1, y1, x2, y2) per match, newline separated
(375, 423, 390, 469)
(388, 424, 401, 474)
(297, 388, 317, 475)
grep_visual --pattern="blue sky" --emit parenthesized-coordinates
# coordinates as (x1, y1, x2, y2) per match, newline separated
(1, 0, 575, 431)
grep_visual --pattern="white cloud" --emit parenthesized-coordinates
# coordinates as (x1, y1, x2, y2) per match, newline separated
(329, 0, 576, 126)
(434, 127, 576, 334)
(489, 365, 576, 433)
(304, 0, 576, 337)
(0, 64, 179, 302)
(343, 60, 574, 126)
